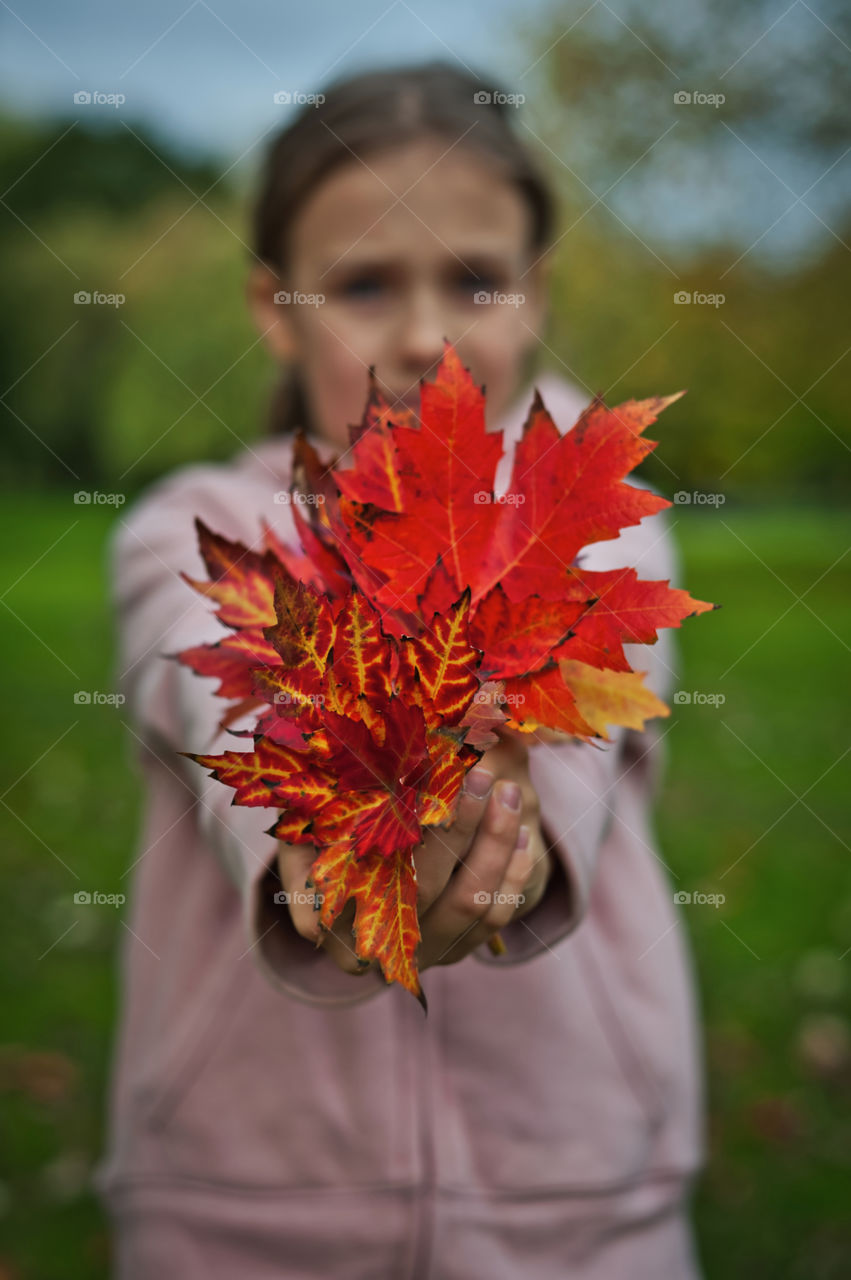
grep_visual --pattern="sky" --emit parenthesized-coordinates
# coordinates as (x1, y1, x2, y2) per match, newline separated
(0, 0, 552, 159)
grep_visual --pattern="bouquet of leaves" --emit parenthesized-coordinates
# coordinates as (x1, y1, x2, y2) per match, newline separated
(177, 343, 713, 1003)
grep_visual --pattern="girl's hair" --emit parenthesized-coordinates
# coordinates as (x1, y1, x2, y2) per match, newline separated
(250, 59, 558, 437)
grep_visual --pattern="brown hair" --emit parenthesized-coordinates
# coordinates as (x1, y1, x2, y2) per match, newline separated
(250, 59, 558, 437)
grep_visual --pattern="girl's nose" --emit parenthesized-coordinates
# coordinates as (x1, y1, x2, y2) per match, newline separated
(395, 285, 446, 374)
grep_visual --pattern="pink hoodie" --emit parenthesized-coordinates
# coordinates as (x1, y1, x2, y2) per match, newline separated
(94, 371, 706, 1278)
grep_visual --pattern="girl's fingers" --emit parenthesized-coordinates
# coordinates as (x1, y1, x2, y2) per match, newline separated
(275, 844, 324, 944)
(317, 900, 371, 975)
(277, 847, 376, 975)
(413, 748, 532, 910)
(412, 765, 496, 908)
(435, 834, 533, 967)
(418, 779, 523, 969)
(278, 755, 540, 978)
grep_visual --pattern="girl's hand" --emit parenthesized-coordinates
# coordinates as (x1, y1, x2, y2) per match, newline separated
(275, 730, 555, 978)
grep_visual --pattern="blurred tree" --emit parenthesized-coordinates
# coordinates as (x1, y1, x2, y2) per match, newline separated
(518, 0, 850, 264)
(514, 0, 850, 498)
(97, 200, 270, 486)
(0, 113, 223, 222)
(0, 112, 269, 493)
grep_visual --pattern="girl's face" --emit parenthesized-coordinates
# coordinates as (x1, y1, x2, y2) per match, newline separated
(247, 135, 550, 452)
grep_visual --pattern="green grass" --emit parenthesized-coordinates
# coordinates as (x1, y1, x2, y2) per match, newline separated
(658, 504, 851, 1278)
(0, 495, 849, 1277)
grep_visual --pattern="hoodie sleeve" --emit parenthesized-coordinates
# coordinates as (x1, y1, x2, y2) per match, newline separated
(473, 502, 682, 965)
(109, 464, 389, 1007)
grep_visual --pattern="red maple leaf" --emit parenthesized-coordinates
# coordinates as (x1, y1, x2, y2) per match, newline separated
(176, 342, 716, 1003)
(297, 342, 715, 740)
(182, 572, 481, 1003)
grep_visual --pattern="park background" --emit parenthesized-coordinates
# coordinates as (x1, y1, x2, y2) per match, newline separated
(1, 1, 849, 1275)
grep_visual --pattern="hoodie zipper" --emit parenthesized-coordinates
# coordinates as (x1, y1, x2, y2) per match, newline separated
(405, 974, 438, 1280)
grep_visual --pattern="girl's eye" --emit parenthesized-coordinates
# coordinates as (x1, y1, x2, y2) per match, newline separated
(457, 273, 498, 293)
(341, 276, 383, 299)
(337, 270, 506, 300)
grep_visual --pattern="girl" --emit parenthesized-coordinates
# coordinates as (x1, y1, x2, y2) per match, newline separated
(96, 60, 706, 1279)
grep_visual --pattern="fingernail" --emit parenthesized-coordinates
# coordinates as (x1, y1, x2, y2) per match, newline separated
(499, 781, 521, 811)
(464, 768, 494, 798)
(515, 824, 530, 851)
